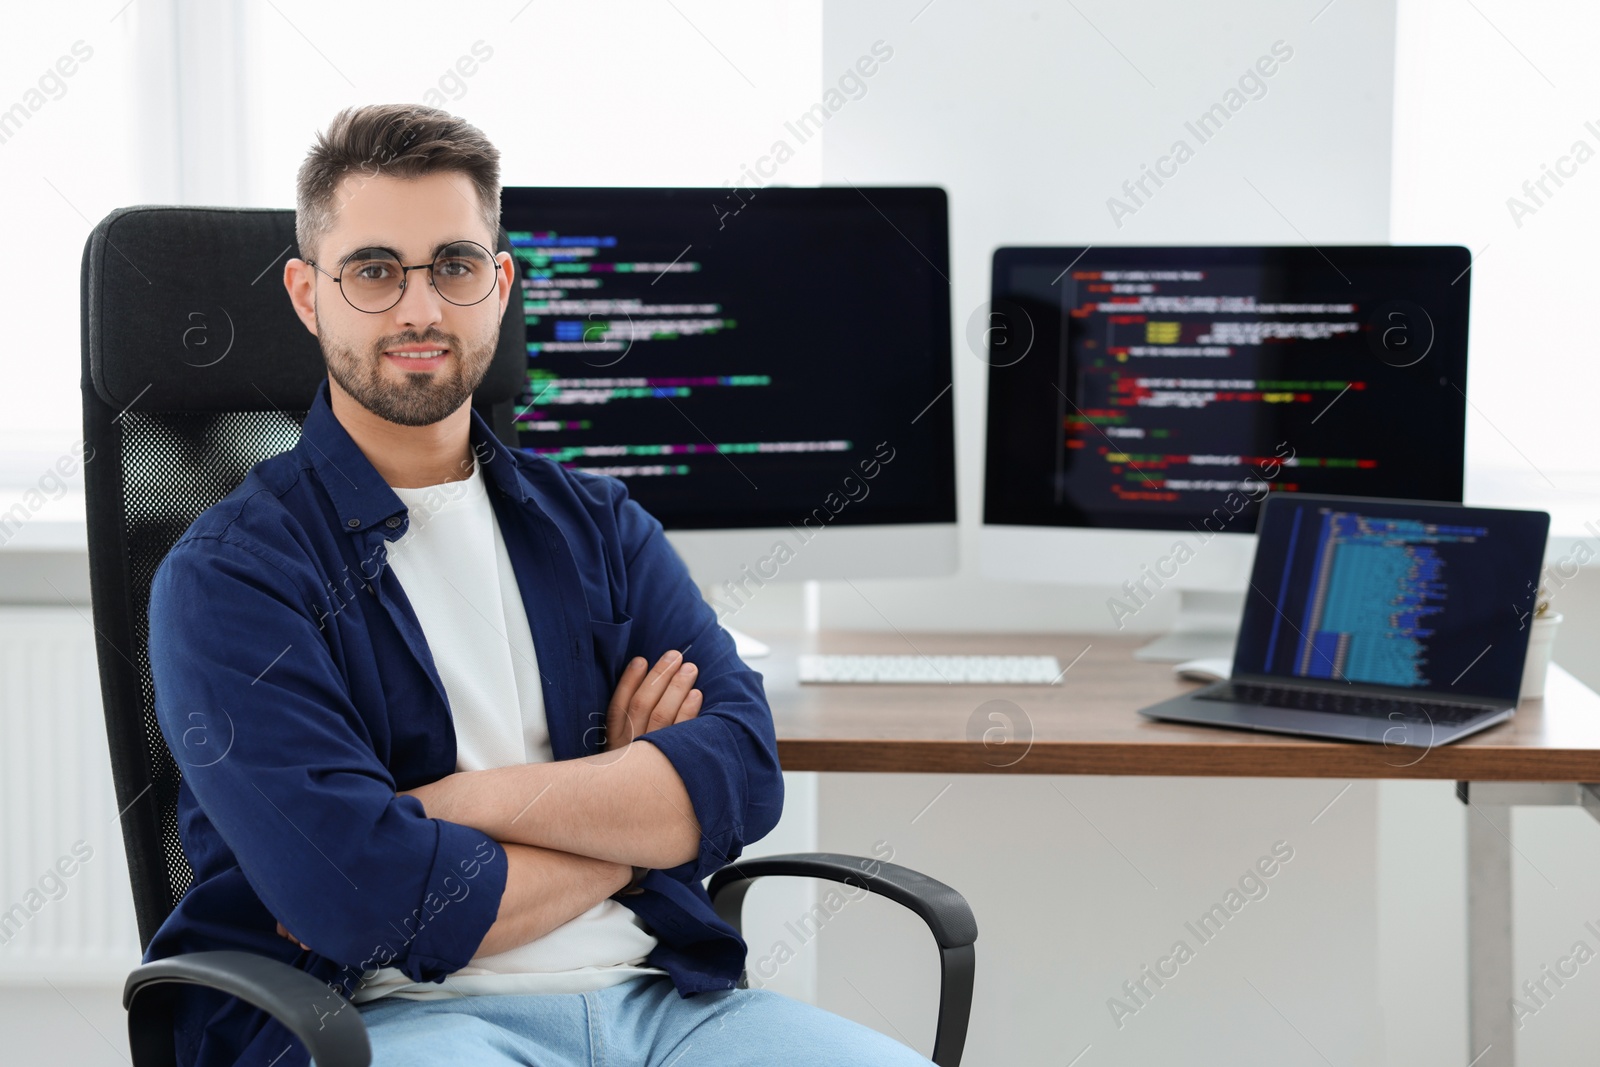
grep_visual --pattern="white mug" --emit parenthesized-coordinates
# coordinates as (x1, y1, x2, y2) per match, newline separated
(1520, 612, 1562, 701)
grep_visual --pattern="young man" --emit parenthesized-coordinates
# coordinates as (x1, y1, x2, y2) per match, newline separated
(142, 104, 935, 1066)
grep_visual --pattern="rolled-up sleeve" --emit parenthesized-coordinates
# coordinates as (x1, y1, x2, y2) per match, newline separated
(606, 480, 785, 883)
(147, 534, 506, 981)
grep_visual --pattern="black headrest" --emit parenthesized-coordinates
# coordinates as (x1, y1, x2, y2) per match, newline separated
(80, 205, 526, 412)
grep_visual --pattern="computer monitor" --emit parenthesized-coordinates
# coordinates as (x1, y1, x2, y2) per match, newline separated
(500, 186, 959, 632)
(980, 245, 1471, 660)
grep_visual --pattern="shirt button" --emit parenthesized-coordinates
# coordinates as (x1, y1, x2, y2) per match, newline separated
(346, 518, 360, 528)
(386, 517, 402, 528)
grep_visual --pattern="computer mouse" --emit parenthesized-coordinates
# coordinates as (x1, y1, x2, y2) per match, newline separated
(1174, 657, 1231, 683)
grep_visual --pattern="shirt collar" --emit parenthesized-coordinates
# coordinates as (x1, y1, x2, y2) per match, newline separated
(298, 377, 529, 535)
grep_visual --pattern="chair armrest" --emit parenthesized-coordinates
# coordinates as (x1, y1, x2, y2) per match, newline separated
(124, 950, 370, 1067)
(707, 852, 976, 1067)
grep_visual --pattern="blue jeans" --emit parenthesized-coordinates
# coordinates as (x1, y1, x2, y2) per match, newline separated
(340, 975, 936, 1066)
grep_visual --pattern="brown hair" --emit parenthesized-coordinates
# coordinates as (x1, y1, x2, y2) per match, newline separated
(294, 103, 501, 263)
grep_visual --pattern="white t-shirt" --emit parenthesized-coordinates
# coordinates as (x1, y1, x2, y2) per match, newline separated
(350, 457, 665, 1003)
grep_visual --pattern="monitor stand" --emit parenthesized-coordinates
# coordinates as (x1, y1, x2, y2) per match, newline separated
(725, 626, 772, 660)
(1133, 590, 1243, 663)
(702, 578, 821, 661)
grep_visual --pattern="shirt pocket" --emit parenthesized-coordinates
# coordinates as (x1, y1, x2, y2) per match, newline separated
(588, 610, 635, 683)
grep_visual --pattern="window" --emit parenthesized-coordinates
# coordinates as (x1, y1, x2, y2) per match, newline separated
(1392, 0, 1600, 532)
(1, 9, 144, 485)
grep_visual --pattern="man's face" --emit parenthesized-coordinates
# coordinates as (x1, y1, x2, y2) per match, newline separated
(288, 171, 511, 427)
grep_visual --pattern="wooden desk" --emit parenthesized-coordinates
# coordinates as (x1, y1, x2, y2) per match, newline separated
(758, 629, 1600, 1067)
(761, 629, 1600, 781)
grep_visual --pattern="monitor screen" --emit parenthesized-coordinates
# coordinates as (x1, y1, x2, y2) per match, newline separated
(500, 186, 957, 532)
(983, 246, 1470, 535)
(1237, 494, 1549, 700)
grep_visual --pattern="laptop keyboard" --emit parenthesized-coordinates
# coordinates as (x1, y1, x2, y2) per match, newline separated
(1196, 681, 1495, 725)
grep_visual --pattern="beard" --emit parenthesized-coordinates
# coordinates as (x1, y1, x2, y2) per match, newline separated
(319, 310, 498, 427)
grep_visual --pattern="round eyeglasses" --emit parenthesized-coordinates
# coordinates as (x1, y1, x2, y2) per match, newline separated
(306, 240, 499, 314)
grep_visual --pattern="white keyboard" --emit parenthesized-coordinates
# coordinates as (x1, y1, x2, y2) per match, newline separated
(797, 653, 1064, 685)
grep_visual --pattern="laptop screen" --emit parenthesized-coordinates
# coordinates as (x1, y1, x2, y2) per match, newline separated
(1236, 494, 1550, 701)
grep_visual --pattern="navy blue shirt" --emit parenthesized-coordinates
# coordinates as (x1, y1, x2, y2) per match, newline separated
(143, 378, 783, 1067)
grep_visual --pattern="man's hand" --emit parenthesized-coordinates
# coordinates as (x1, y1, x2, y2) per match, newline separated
(605, 650, 701, 752)
(397, 648, 700, 819)
(275, 920, 311, 952)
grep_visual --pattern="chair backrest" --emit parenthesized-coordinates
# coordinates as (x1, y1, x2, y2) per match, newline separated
(79, 206, 528, 950)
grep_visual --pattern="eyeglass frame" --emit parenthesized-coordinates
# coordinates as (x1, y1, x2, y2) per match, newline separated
(304, 238, 502, 314)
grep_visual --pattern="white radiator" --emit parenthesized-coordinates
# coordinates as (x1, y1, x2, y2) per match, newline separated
(0, 606, 141, 981)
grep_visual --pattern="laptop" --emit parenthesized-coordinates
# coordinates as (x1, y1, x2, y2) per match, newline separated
(1139, 493, 1550, 746)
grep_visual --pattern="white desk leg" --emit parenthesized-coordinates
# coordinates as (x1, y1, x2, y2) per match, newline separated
(1458, 782, 1600, 1067)
(1465, 793, 1514, 1067)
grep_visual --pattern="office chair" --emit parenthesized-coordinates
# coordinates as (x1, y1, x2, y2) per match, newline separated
(80, 206, 977, 1067)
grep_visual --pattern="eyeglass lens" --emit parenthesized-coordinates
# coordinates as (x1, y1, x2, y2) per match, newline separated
(339, 242, 496, 312)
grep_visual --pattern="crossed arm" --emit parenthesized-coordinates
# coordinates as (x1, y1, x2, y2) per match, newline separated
(277, 650, 705, 958)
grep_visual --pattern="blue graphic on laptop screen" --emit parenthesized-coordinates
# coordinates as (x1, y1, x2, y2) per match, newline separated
(1285, 511, 1486, 687)
(1242, 498, 1546, 699)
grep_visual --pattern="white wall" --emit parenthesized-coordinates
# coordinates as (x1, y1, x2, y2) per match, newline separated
(812, 774, 1385, 1065)
(1392, 0, 1600, 520)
